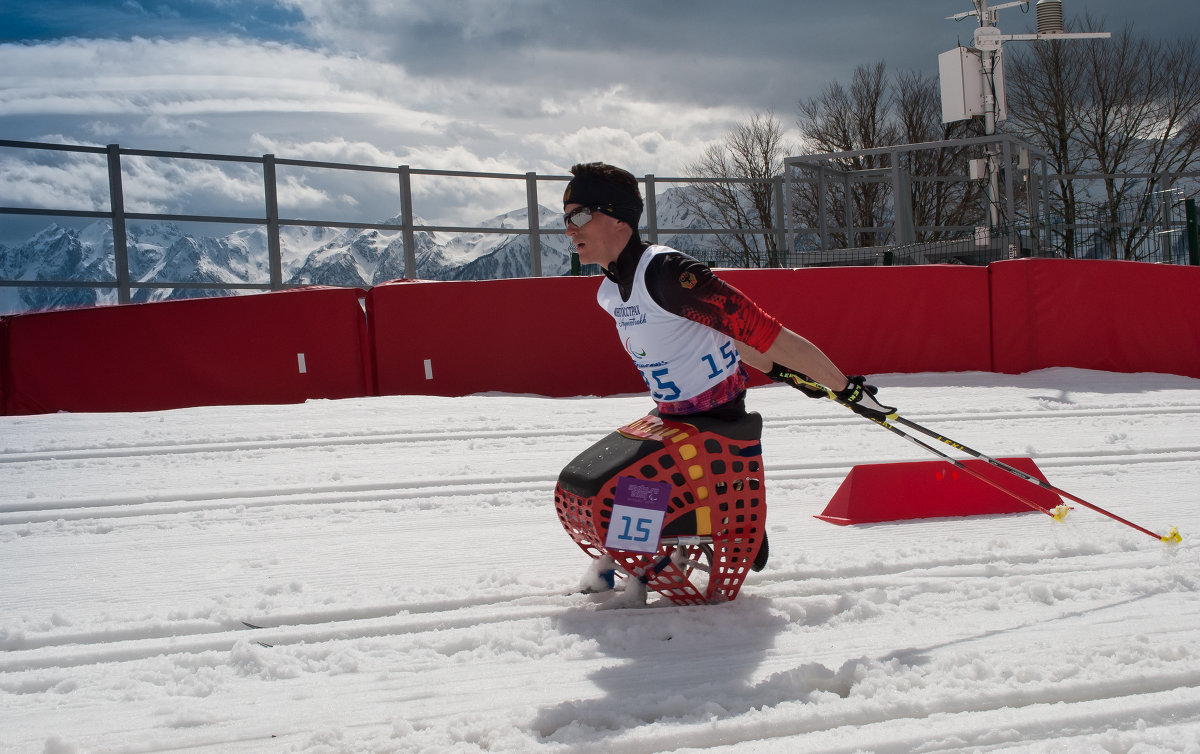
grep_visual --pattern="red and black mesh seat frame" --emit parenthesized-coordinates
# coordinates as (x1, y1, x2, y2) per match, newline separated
(554, 411, 766, 606)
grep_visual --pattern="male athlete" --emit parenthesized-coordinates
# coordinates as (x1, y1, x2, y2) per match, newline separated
(553, 162, 895, 607)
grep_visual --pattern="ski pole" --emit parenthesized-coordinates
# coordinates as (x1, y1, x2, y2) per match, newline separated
(888, 414, 1181, 544)
(775, 369, 1182, 545)
(855, 407, 1068, 521)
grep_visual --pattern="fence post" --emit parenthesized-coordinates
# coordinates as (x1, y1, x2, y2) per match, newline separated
(773, 176, 786, 267)
(891, 162, 915, 245)
(525, 172, 542, 277)
(399, 165, 417, 279)
(106, 144, 131, 305)
(842, 173, 854, 247)
(644, 174, 657, 245)
(262, 154, 283, 289)
(781, 166, 793, 266)
(817, 165, 829, 250)
(1187, 198, 1199, 266)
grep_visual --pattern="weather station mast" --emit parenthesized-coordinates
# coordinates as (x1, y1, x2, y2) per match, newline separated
(939, 0, 1109, 230)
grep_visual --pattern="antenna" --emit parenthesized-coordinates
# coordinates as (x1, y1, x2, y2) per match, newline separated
(940, 0, 1110, 228)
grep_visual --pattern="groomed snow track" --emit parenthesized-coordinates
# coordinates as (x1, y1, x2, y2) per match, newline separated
(3, 368, 1199, 753)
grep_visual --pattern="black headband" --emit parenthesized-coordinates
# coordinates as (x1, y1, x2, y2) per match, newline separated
(562, 173, 643, 228)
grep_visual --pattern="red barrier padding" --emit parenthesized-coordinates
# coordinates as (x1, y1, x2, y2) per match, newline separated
(0, 316, 11, 415)
(8, 259, 1195, 414)
(368, 277, 645, 398)
(990, 259, 1200, 378)
(368, 265, 994, 400)
(720, 266, 993, 377)
(3, 287, 370, 415)
(816, 457, 1063, 525)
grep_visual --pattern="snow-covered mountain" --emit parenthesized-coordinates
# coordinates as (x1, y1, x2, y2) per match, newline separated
(0, 188, 724, 314)
(0, 223, 118, 312)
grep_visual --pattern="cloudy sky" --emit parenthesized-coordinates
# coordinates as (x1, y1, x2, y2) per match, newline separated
(2, 0, 1197, 235)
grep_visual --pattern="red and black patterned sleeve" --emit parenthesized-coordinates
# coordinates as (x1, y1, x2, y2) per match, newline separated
(645, 252, 782, 353)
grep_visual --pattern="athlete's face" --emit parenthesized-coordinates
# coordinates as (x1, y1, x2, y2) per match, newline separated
(564, 203, 631, 268)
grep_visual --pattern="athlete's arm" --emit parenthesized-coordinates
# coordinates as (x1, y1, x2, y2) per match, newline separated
(736, 331, 848, 392)
(645, 252, 848, 391)
(644, 253, 780, 351)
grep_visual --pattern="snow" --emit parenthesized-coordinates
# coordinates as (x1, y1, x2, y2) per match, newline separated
(2, 367, 1199, 753)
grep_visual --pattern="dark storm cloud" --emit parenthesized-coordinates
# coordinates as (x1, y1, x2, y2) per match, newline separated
(280, 0, 1198, 111)
(2, 0, 1197, 235)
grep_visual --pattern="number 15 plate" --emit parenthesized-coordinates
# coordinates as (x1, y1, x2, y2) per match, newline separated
(604, 476, 671, 554)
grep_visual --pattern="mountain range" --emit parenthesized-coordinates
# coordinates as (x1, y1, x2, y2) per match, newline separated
(0, 187, 738, 314)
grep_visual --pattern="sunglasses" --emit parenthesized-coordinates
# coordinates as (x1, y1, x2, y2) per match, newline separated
(564, 205, 601, 228)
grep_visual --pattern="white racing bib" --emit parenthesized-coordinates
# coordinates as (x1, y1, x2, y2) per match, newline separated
(597, 246, 740, 403)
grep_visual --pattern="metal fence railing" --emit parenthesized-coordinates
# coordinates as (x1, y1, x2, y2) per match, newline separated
(0, 140, 786, 312)
(873, 195, 1200, 268)
(2, 138, 1198, 315)
(0, 139, 565, 306)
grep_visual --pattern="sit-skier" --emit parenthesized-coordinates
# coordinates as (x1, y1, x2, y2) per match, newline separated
(553, 162, 895, 607)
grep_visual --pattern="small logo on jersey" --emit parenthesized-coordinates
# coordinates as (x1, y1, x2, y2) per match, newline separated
(624, 337, 646, 359)
(679, 271, 697, 289)
(613, 303, 646, 328)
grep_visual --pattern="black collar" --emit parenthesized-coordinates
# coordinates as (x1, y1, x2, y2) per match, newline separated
(603, 236, 649, 301)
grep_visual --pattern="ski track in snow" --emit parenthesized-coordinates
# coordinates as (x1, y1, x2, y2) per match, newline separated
(2, 368, 1200, 753)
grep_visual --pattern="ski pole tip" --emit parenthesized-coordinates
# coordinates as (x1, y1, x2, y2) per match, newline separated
(1051, 504, 1071, 522)
(1160, 527, 1182, 546)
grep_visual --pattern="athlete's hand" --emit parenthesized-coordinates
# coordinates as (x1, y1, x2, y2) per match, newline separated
(836, 376, 896, 420)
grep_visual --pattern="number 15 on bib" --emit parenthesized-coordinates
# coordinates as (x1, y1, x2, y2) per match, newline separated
(604, 476, 671, 554)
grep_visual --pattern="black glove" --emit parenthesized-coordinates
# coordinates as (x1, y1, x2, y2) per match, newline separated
(836, 375, 897, 420)
(766, 363, 827, 399)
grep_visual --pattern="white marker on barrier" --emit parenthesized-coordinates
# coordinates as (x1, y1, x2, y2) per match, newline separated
(424, 359, 433, 380)
(297, 353, 307, 374)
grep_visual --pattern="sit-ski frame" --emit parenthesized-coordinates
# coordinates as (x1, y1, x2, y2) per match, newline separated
(554, 413, 766, 606)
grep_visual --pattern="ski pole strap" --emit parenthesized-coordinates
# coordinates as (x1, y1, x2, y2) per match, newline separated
(768, 365, 899, 421)
(766, 363, 828, 399)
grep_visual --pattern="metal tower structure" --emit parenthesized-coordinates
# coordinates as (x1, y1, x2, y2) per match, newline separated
(940, 0, 1109, 228)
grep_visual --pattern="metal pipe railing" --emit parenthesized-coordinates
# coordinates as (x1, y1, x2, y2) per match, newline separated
(2, 138, 1197, 313)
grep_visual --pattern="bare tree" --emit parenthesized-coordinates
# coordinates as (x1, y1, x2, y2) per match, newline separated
(1004, 28, 1089, 256)
(892, 70, 986, 242)
(688, 22, 1200, 264)
(1079, 30, 1200, 258)
(795, 61, 898, 248)
(793, 61, 983, 249)
(1006, 21, 1200, 259)
(681, 112, 793, 267)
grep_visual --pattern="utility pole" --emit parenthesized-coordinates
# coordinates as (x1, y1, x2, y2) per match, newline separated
(941, 0, 1109, 230)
